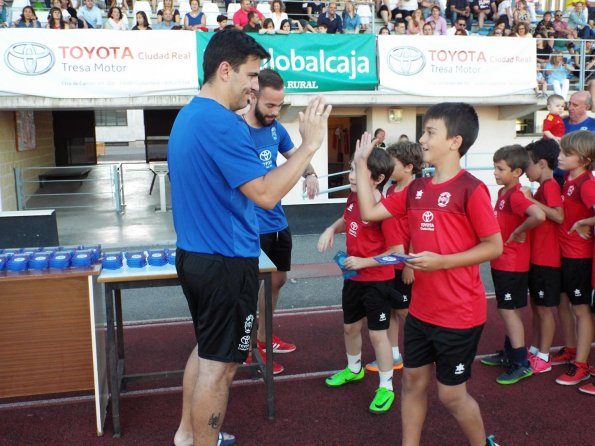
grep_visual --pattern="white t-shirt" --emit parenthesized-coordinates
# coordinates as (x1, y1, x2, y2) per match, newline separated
(400, 0, 418, 11)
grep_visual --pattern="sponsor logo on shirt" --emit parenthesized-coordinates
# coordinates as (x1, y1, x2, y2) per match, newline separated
(347, 203, 354, 212)
(420, 211, 434, 231)
(244, 314, 254, 334)
(238, 335, 251, 351)
(259, 149, 273, 169)
(349, 221, 358, 237)
(437, 192, 451, 208)
(567, 185, 575, 197)
(415, 190, 423, 199)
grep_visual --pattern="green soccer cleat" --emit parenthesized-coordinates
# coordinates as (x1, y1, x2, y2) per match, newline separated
(369, 387, 395, 414)
(325, 367, 364, 387)
(481, 351, 509, 367)
(496, 363, 533, 385)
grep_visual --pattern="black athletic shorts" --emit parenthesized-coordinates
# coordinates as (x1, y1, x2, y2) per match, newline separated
(561, 257, 593, 305)
(259, 227, 292, 272)
(404, 314, 484, 386)
(342, 279, 393, 330)
(390, 269, 412, 310)
(176, 248, 259, 363)
(529, 264, 561, 307)
(491, 268, 529, 310)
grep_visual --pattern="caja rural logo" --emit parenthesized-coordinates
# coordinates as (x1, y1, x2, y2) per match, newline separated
(5, 42, 55, 76)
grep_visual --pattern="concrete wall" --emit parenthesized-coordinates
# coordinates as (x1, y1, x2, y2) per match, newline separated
(0, 111, 55, 211)
(95, 110, 146, 147)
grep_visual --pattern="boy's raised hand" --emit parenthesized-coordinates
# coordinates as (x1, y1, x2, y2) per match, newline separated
(354, 132, 377, 164)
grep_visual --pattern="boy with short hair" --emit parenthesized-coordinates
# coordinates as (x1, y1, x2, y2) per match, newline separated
(318, 148, 397, 414)
(214, 14, 228, 31)
(481, 146, 546, 385)
(521, 139, 564, 374)
(353, 103, 503, 446)
(542, 94, 566, 143)
(365, 141, 424, 373)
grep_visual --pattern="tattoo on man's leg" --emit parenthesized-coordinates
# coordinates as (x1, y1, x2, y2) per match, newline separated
(208, 413, 221, 430)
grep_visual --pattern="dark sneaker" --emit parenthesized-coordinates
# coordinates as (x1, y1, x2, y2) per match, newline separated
(325, 367, 364, 387)
(496, 363, 533, 384)
(369, 387, 395, 414)
(481, 351, 508, 367)
(555, 362, 590, 386)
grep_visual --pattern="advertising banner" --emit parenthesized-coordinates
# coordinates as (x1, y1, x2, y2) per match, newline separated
(0, 29, 199, 98)
(377, 35, 536, 97)
(196, 33, 377, 92)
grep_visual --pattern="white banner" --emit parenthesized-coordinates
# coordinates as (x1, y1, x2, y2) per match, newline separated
(0, 29, 199, 98)
(378, 35, 536, 97)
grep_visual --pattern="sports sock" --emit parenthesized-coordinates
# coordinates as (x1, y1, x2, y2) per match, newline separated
(528, 345, 539, 356)
(378, 370, 393, 391)
(347, 353, 362, 373)
(537, 351, 549, 362)
(510, 346, 528, 366)
(392, 346, 401, 360)
(504, 336, 513, 357)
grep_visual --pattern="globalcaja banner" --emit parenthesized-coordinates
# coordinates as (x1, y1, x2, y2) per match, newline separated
(377, 35, 536, 97)
(0, 29, 199, 98)
(195, 33, 377, 92)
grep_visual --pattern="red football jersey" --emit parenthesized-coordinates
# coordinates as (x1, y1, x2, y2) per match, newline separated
(344, 193, 394, 282)
(491, 184, 534, 272)
(543, 113, 565, 138)
(558, 172, 595, 259)
(530, 179, 562, 267)
(382, 170, 500, 329)
(382, 184, 410, 271)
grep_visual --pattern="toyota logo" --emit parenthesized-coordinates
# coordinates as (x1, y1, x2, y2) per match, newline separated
(422, 211, 434, 223)
(387, 46, 425, 76)
(259, 150, 272, 162)
(5, 42, 55, 76)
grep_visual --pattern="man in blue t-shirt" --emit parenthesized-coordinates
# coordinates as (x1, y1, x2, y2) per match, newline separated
(244, 69, 319, 375)
(167, 30, 331, 446)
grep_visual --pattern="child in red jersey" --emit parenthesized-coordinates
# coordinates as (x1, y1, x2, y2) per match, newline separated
(354, 103, 503, 446)
(481, 146, 546, 385)
(365, 141, 423, 374)
(552, 130, 595, 386)
(521, 139, 564, 375)
(318, 148, 398, 414)
(542, 94, 566, 143)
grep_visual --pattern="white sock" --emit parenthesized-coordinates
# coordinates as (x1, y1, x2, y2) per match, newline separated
(528, 345, 539, 356)
(537, 351, 549, 362)
(392, 346, 401, 360)
(347, 353, 362, 373)
(379, 370, 393, 391)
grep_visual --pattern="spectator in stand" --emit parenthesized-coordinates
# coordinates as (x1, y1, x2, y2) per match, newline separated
(61, 0, 86, 28)
(419, 0, 440, 18)
(489, 22, 505, 35)
(157, 0, 181, 25)
(0, 0, 8, 28)
(473, 0, 497, 30)
(447, 16, 470, 35)
(512, 21, 532, 37)
(536, 63, 548, 96)
(407, 8, 424, 34)
(214, 14, 228, 31)
(318, 1, 342, 33)
(259, 17, 275, 33)
(425, 5, 447, 35)
(553, 9, 577, 39)
(378, 25, 391, 34)
(513, 0, 530, 26)
(393, 0, 419, 21)
(109, 0, 129, 13)
(342, 1, 361, 33)
(564, 91, 595, 131)
(393, 18, 407, 34)
(535, 10, 556, 38)
(317, 21, 328, 32)
(448, 0, 473, 31)
(569, 1, 594, 38)
(495, 0, 513, 29)
(422, 21, 434, 34)
(184, 0, 206, 31)
(47, 7, 70, 28)
(243, 11, 262, 31)
(104, 6, 128, 29)
(268, 0, 288, 30)
(155, 8, 180, 28)
(132, 10, 151, 29)
(13, 6, 41, 27)
(545, 51, 573, 100)
(536, 32, 554, 64)
(589, 0, 595, 26)
(233, 0, 264, 29)
(374, 128, 386, 149)
(377, 0, 396, 27)
(303, 1, 324, 27)
(52, 0, 70, 21)
(78, 0, 103, 28)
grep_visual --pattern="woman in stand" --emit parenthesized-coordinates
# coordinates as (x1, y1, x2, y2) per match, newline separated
(132, 10, 151, 29)
(157, 0, 181, 25)
(104, 6, 128, 29)
(47, 6, 70, 28)
(406, 8, 423, 34)
(184, 0, 206, 30)
(342, 1, 361, 33)
(545, 51, 573, 99)
(13, 6, 41, 27)
(268, 0, 288, 30)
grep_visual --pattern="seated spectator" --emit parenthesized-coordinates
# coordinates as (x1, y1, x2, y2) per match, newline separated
(214, 14, 227, 31)
(78, 0, 103, 28)
(425, 5, 447, 35)
(342, 1, 361, 33)
(545, 51, 573, 99)
(317, 1, 342, 33)
(378, 25, 391, 34)
(60, 0, 84, 28)
(534, 11, 556, 38)
(184, 0, 206, 31)
(535, 62, 548, 97)
(489, 18, 506, 35)
(552, 9, 577, 39)
(269, 0, 288, 30)
(154, 8, 180, 28)
(568, 1, 594, 38)
(13, 6, 41, 27)
(243, 10, 262, 31)
(512, 21, 532, 37)
(303, 1, 325, 27)
(495, 0, 513, 29)
(473, 0, 496, 30)
(513, 0, 530, 26)
(393, 0, 418, 21)
(393, 18, 407, 34)
(317, 21, 328, 32)
(356, 0, 373, 31)
(447, 16, 469, 34)
(536, 31, 554, 63)
(422, 21, 434, 34)
(377, 0, 396, 27)
(0, 0, 8, 28)
(52, 0, 70, 21)
(589, 0, 595, 26)
(407, 8, 424, 34)
(47, 6, 70, 28)
(448, 0, 473, 31)
(104, 6, 128, 29)
(277, 17, 304, 33)
(132, 10, 151, 29)
(419, 0, 440, 18)
(109, 0, 129, 13)
(259, 17, 275, 33)
(233, 0, 264, 29)
(157, 0, 180, 25)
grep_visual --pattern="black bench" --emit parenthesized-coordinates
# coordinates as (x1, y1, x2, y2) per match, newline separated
(38, 168, 92, 187)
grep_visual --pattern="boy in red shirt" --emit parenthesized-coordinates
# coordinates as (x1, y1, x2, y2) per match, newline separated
(354, 103, 503, 446)
(521, 139, 564, 374)
(542, 94, 566, 143)
(481, 146, 545, 384)
(318, 148, 397, 414)
(551, 130, 595, 386)
(365, 141, 424, 373)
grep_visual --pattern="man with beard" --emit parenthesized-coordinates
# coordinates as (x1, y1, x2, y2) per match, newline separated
(243, 68, 319, 375)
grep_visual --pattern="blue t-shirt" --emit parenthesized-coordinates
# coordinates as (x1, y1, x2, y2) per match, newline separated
(249, 121, 294, 234)
(564, 116, 595, 133)
(168, 97, 267, 258)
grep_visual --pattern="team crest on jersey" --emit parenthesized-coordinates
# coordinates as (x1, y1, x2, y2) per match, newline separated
(349, 221, 358, 237)
(415, 190, 423, 199)
(271, 127, 277, 141)
(498, 200, 505, 210)
(567, 185, 575, 197)
(420, 211, 435, 231)
(437, 192, 451, 207)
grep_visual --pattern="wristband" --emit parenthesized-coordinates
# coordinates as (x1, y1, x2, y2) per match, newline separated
(304, 173, 317, 179)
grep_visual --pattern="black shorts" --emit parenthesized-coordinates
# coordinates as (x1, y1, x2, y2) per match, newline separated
(561, 257, 592, 305)
(176, 249, 259, 363)
(390, 269, 412, 310)
(259, 227, 292, 272)
(342, 279, 393, 331)
(529, 264, 561, 307)
(404, 314, 484, 386)
(391, 8, 414, 19)
(491, 268, 529, 309)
